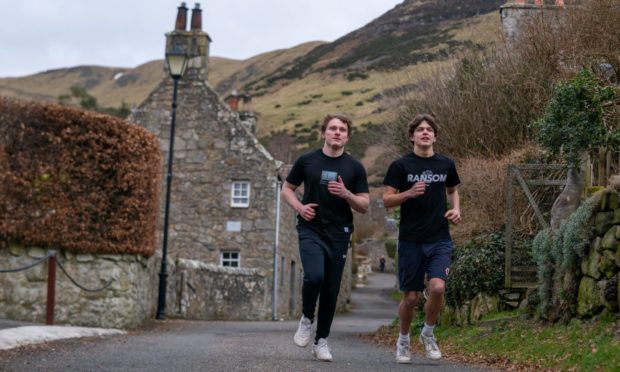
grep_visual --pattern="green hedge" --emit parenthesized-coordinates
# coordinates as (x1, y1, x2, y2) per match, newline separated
(0, 97, 162, 256)
(446, 231, 505, 307)
(385, 239, 397, 259)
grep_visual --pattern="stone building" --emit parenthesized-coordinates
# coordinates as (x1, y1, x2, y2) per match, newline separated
(500, 0, 566, 41)
(128, 3, 304, 320)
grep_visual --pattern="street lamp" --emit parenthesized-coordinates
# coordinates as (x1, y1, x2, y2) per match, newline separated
(156, 44, 189, 320)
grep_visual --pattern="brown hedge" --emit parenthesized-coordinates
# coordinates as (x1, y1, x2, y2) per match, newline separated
(0, 97, 162, 256)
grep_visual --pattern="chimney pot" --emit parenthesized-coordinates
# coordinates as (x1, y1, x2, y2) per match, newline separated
(191, 3, 202, 31)
(175, 2, 188, 31)
(226, 94, 239, 112)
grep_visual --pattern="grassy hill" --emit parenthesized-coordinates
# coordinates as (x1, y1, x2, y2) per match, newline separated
(0, 0, 503, 170)
(0, 61, 163, 108)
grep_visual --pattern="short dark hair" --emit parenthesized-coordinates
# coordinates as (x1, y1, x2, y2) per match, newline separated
(408, 114, 439, 137)
(321, 113, 352, 134)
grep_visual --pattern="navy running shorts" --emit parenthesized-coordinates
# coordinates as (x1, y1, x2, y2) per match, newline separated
(397, 240, 454, 292)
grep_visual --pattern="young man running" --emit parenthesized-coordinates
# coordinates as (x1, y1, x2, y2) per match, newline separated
(382, 114, 461, 364)
(281, 113, 369, 362)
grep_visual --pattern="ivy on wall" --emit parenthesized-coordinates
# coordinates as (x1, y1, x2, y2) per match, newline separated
(532, 194, 600, 320)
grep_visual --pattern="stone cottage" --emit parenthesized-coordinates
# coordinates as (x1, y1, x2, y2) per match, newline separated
(128, 3, 304, 320)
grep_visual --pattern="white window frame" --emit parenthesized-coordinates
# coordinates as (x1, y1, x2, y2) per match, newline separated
(231, 181, 251, 208)
(221, 251, 240, 267)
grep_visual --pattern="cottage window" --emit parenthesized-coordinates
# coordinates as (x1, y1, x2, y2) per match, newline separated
(231, 181, 251, 207)
(221, 251, 240, 267)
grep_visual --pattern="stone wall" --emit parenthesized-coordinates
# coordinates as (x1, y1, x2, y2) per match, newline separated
(337, 246, 353, 313)
(441, 188, 620, 326)
(164, 258, 270, 320)
(440, 293, 501, 326)
(0, 244, 156, 329)
(0, 243, 302, 326)
(577, 190, 620, 317)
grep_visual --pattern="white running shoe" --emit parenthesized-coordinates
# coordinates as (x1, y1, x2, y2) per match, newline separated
(312, 338, 333, 362)
(419, 333, 442, 360)
(395, 339, 412, 364)
(293, 316, 312, 347)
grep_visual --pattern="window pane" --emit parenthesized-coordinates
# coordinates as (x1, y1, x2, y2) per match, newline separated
(231, 182, 250, 207)
(221, 251, 240, 267)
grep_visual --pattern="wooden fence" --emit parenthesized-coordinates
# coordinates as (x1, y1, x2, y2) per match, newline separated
(584, 148, 620, 189)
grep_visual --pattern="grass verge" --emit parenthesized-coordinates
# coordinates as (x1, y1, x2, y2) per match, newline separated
(363, 310, 620, 371)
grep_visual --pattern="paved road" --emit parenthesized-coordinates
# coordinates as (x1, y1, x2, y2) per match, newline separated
(0, 273, 489, 371)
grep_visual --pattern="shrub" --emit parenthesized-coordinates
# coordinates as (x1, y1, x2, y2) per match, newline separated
(0, 97, 162, 256)
(445, 144, 548, 244)
(533, 68, 619, 170)
(382, 0, 620, 159)
(346, 72, 369, 81)
(385, 239, 397, 259)
(446, 231, 505, 307)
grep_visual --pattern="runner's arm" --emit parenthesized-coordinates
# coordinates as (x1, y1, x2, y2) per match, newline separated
(444, 186, 461, 224)
(281, 181, 318, 221)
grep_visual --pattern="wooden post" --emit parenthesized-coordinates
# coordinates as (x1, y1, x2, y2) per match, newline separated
(46, 251, 57, 325)
(598, 148, 606, 186)
(505, 165, 513, 288)
(584, 154, 592, 191)
(606, 149, 612, 184)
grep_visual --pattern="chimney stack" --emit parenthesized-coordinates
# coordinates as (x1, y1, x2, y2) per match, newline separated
(166, 2, 211, 81)
(226, 91, 239, 111)
(241, 94, 253, 112)
(175, 2, 188, 31)
(191, 3, 202, 31)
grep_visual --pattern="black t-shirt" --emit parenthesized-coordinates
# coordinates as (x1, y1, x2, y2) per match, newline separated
(383, 152, 460, 243)
(286, 149, 369, 235)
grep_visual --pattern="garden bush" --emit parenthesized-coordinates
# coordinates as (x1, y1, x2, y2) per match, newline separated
(0, 97, 162, 256)
(445, 231, 505, 307)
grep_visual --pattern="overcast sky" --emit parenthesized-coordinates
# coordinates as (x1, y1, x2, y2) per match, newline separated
(0, 0, 403, 78)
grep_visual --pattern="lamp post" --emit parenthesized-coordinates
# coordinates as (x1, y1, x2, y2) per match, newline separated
(156, 44, 189, 320)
